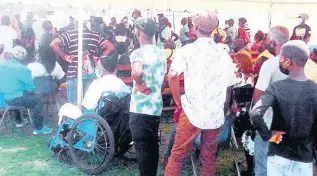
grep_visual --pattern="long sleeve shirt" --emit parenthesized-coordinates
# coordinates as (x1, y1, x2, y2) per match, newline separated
(250, 79, 317, 162)
(0, 58, 35, 100)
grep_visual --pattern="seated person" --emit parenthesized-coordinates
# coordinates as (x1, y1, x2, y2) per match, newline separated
(0, 46, 52, 134)
(251, 30, 265, 51)
(27, 34, 65, 82)
(233, 50, 254, 87)
(58, 51, 128, 124)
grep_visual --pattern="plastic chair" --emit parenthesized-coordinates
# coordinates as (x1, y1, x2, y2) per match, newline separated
(0, 92, 32, 127)
(34, 76, 59, 113)
(190, 115, 242, 176)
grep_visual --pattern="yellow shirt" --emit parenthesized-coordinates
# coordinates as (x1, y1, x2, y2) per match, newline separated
(211, 27, 227, 43)
(305, 59, 317, 83)
(256, 50, 273, 62)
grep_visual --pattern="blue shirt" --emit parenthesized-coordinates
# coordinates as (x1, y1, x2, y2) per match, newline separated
(0, 58, 35, 100)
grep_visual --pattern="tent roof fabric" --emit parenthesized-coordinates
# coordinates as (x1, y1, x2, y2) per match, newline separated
(2, 0, 317, 10)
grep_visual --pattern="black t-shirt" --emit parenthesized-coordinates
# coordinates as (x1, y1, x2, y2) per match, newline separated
(292, 24, 311, 40)
(251, 79, 317, 162)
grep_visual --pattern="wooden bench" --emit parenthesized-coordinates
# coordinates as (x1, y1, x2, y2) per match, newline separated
(116, 64, 184, 111)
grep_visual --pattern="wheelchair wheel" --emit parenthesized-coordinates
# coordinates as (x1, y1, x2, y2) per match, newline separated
(68, 114, 115, 175)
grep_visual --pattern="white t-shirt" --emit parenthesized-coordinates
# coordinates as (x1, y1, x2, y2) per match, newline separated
(82, 75, 126, 110)
(157, 27, 172, 49)
(170, 37, 235, 129)
(0, 26, 17, 52)
(27, 62, 65, 80)
(180, 24, 190, 42)
(254, 55, 288, 128)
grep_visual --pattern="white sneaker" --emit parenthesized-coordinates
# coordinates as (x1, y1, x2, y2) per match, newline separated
(16, 118, 29, 128)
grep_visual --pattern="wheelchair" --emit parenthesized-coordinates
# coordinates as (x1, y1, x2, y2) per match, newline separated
(48, 89, 132, 175)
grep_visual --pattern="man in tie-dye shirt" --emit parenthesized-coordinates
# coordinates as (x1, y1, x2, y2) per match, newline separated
(129, 18, 167, 176)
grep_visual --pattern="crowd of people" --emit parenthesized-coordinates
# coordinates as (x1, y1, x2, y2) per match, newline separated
(0, 8, 317, 176)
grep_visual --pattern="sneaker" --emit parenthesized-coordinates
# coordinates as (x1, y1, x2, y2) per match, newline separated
(16, 118, 28, 128)
(33, 126, 53, 135)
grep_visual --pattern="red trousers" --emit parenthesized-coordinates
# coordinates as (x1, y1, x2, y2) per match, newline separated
(165, 111, 221, 176)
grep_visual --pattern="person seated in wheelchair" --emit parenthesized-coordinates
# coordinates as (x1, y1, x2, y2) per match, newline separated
(58, 51, 127, 121)
(58, 51, 132, 154)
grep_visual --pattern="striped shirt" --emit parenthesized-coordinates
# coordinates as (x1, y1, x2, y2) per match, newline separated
(59, 28, 106, 78)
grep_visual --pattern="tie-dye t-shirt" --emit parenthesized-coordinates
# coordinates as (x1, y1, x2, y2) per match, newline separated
(129, 44, 167, 116)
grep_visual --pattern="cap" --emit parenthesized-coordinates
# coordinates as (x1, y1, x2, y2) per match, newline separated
(134, 18, 157, 37)
(11, 46, 27, 60)
(298, 13, 309, 21)
(191, 11, 218, 33)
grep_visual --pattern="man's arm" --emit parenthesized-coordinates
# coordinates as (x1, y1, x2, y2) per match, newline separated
(224, 86, 233, 115)
(50, 34, 73, 63)
(169, 48, 186, 107)
(130, 50, 152, 95)
(168, 71, 181, 107)
(131, 61, 144, 85)
(252, 59, 273, 104)
(250, 85, 276, 141)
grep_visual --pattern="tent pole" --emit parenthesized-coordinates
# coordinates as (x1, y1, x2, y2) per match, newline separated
(77, 0, 84, 105)
(172, 12, 175, 32)
(268, 0, 273, 29)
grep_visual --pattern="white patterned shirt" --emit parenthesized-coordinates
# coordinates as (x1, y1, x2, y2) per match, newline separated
(170, 37, 235, 129)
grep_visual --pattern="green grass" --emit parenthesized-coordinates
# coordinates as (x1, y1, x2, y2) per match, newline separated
(0, 113, 242, 176)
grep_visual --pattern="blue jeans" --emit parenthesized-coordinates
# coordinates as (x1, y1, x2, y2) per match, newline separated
(66, 78, 92, 104)
(6, 91, 44, 130)
(254, 134, 269, 176)
(165, 123, 177, 157)
(267, 155, 313, 176)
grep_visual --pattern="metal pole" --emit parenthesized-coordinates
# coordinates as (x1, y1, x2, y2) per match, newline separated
(172, 12, 176, 32)
(268, 0, 273, 29)
(77, 0, 84, 105)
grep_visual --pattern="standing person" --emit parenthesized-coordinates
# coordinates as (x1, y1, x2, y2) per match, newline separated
(0, 11, 21, 39)
(157, 17, 172, 49)
(251, 26, 289, 176)
(179, 17, 190, 45)
(132, 9, 142, 50)
(15, 14, 23, 32)
(291, 13, 311, 41)
(0, 15, 18, 52)
(250, 40, 317, 176)
(165, 11, 235, 176)
(0, 46, 52, 134)
(63, 16, 78, 31)
(129, 18, 166, 176)
(50, 22, 114, 104)
(109, 17, 117, 31)
(237, 17, 251, 46)
(226, 19, 237, 40)
(305, 48, 317, 83)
